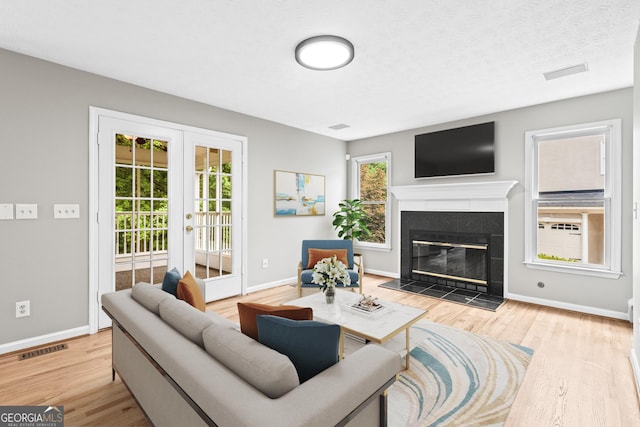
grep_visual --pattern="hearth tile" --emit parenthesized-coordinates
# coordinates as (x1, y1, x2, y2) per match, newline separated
(378, 278, 503, 311)
(475, 293, 504, 303)
(424, 284, 452, 292)
(450, 289, 479, 297)
(443, 291, 481, 304)
(420, 287, 450, 298)
(402, 284, 430, 293)
(379, 279, 403, 290)
(469, 298, 503, 310)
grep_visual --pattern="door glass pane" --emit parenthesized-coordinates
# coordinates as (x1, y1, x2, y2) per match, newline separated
(114, 133, 169, 291)
(151, 140, 168, 169)
(193, 145, 232, 280)
(208, 148, 220, 171)
(153, 170, 168, 198)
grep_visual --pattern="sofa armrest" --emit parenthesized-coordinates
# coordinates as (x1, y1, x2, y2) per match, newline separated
(265, 344, 401, 426)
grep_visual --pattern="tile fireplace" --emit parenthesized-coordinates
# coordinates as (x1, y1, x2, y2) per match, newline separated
(385, 181, 517, 310)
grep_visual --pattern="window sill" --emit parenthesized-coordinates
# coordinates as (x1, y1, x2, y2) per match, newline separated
(523, 261, 622, 279)
(355, 243, 391, 253)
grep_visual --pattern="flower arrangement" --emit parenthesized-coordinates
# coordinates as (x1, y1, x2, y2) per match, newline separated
(311, 255, 351, 292)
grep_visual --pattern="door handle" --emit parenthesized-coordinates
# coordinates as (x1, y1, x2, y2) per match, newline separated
(185, 225, 193, 232)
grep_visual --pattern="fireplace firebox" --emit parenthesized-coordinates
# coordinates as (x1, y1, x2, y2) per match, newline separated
(411, 231, 490, 293)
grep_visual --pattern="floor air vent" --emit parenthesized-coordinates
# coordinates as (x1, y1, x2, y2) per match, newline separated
(18, 343, 68, 361)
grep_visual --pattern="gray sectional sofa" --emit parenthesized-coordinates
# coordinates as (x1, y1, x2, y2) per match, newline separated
(101, 283, 402, 427)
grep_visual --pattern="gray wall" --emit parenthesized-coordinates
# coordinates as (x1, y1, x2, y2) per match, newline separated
(348, 88, 633, 315)
(0, 44, 633, 349)
(0, 48, 346, 346)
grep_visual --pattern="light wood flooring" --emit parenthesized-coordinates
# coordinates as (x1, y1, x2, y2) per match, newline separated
(1, 274, 638, 426)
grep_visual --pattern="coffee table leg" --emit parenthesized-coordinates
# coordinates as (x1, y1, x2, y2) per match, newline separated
(405, 327, 410, 370)
(339, 327, 345, 360)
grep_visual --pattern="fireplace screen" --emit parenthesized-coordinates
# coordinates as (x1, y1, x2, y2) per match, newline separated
(412, 240, 488, 284)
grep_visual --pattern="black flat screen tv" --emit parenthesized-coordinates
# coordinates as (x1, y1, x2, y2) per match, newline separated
(415, 121, 495, 178)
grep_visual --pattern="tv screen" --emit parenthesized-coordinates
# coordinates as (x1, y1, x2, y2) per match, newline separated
(415, 121, 495, 178)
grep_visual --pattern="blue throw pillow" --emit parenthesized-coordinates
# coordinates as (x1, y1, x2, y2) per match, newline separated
(256, 315, 340, 383)
(161, 267, 181, 296)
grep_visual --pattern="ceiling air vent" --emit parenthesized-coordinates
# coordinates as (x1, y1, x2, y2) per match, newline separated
(543, 63, 588, 80)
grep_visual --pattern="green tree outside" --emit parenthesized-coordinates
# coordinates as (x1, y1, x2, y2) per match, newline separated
(359, 161, 387, 244)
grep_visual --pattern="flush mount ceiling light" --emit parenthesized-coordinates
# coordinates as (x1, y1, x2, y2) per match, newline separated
(295, 35, 354, 71)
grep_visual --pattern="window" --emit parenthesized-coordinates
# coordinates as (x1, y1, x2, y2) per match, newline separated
(350, 152, 391, 250)
(524, 119, 621, 278)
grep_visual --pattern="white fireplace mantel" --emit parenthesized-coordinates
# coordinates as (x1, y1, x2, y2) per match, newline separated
(389, 180, 518, 212)
(389, 180, 518, 297)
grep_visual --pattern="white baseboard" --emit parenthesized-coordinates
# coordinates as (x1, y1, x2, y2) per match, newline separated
(363, 268, 398, 279)
(246, 276, 297, 294)
(0, 326, 90, 356)
(631, 348, 640, 404)
(247, 269, 400, 295)
(507, 293, 628, 320)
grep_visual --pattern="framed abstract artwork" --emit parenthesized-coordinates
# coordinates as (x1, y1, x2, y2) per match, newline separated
(274, 170, 325, 216)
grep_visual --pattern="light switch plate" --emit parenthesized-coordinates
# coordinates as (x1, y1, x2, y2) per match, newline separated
(54, 204, 80, 219)
(15, 204, 38, 219)
(0, 204, 13, 220)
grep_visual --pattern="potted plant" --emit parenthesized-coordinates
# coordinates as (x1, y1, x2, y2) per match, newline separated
(331, 199, 371, 244)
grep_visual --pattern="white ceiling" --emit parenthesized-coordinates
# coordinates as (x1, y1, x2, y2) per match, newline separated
(1, 1, 639, 141)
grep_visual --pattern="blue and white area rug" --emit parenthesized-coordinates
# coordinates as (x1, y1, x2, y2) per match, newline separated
(388, 321, 533, 427)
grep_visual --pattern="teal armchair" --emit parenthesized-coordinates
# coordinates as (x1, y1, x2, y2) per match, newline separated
(297, 239, 363, 297)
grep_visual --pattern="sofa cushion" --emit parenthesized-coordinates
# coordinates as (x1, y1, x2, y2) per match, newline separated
(256, 315, 340, 383)
(202, 324, 299, 398)
(237, 302, 313, 340)
(161, 267, 182, 296)
(306, 248, 349, 269)
(205, 309, 241, 330)
(177, 271, 206, 312)
(132, 282, 174, 315)
(159, 298, 213, 347)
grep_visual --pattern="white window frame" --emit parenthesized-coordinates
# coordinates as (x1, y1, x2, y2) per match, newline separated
(350, 152, 391, 251)
(524, 119, 622, 278)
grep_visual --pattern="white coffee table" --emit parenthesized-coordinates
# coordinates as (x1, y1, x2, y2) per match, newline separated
(285, 290, 428, 369)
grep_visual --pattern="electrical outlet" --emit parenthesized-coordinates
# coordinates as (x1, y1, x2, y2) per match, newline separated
(16, 300, 30, 318)
(262, 258, 269, 268)
(15, 204, 37, 219)
(54, 204, 80, 219)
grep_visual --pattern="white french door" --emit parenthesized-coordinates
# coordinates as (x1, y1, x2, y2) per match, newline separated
(90, 109, 245, 330)
(183, 132, 242, 301)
